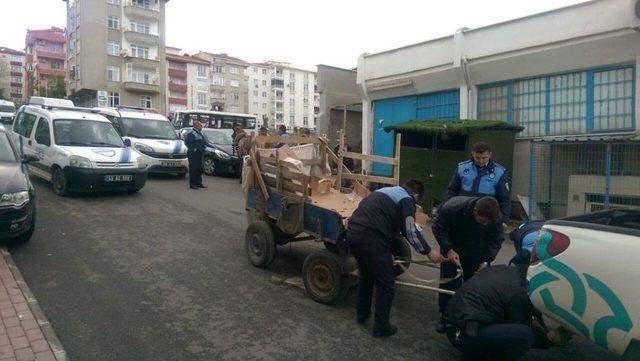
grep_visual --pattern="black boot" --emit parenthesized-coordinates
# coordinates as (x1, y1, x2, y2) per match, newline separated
(373, 324, 398, 338)
(435, 313, 448, 334)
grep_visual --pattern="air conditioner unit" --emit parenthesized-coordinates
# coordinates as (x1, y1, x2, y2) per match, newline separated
(120, 50, 128, 57)
(567, 175, 640, 216)
(632, 0, 640, 27)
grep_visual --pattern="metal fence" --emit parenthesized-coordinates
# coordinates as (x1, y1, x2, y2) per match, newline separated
(528, 140, 640, 220)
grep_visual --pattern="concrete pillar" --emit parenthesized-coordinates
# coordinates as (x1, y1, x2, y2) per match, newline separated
(636, 48, 640, 134)
(361, 99, 373, 173)
(459, 83, 469, 119)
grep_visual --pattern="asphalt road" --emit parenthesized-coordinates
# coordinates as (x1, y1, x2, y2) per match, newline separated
(6, 175, 615, 361)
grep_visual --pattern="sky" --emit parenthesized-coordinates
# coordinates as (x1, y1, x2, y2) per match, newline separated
(0, 0, 588, 71)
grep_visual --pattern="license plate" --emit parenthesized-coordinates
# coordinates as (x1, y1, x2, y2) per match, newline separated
(104, 175, 133, 182)
(161, 161, 181, 167)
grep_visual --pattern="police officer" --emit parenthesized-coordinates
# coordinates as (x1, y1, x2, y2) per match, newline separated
(509, 220, 544, 267)
(347, 179, 444, 337)
(443, 142, 511, 222)
(185, 121, 207, 190)
(445, 265, 552, 361)
(432, 196, 502, 332)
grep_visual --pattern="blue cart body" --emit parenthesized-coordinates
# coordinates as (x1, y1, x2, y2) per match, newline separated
(246, 188, 345, 243)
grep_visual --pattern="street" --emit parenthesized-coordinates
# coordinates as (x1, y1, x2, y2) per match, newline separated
(7, 175, 614, 361)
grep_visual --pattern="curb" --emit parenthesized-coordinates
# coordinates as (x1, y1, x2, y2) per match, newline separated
(1, 248, 68, 361)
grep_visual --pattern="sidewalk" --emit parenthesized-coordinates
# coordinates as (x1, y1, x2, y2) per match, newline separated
(0, 249, 65, 361)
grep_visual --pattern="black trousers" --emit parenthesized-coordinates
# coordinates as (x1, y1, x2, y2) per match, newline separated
(188, 152, 204, 187)
(439, 252, 482, 313)
(451, 323, 535, 361)
(349, 235, 395, 332)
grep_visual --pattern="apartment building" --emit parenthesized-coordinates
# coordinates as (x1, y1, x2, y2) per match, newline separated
(246, 63, 272, 127)
(24, 27, 66, 98)
(166, 47, 211, 114)
(0, 47, 25, 104)
(194, 52, 249, 114)
(269, 61, 318, 131)
(64, 0, 169, 112)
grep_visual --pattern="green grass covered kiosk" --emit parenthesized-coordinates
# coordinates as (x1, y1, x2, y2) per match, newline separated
(384, 119, 524, 213)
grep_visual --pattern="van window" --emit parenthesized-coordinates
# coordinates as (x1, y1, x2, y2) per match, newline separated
(34, 119, 51, 146)
(12, 111, 24, 134)
(17, 113, 38, 137)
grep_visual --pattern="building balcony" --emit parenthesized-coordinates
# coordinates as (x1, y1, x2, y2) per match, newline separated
(10, 72, 22, 77)
(169, 83, 187, 92)
(125, 56, 160, 70)
(10, 61, 22, 66)
(10, 82, 22, 88)
(124, 80, 160, 93)
(124, 1, 160, 19)
(35, 49, 65, 60)
(38, 67, 65, 77)
(210, 84, 225, 91)
(124, 30, 160, 45)
(169, 97, 187, 106)
(168, 68, 187, 78)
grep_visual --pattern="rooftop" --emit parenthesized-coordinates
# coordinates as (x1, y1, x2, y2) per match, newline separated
(0, 47, 25, 56)
(26, 27, 65, 45)
(167, 53, 211, 65)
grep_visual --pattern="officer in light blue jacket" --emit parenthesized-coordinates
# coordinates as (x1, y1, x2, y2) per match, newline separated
(443, 141, 511, 222)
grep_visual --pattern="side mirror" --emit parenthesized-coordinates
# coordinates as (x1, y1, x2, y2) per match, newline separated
(123, 138, 132, 147)
(21, 154, 39, 163)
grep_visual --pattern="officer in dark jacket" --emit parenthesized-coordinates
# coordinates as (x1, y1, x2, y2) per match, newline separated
(185, 121, 207, 190)
(443, 142, 511, 222)
(445, 265, 552, 361)
(432, 196, 502, 332)
(347, 179, 444, 337)
(509, 221, 544, 267)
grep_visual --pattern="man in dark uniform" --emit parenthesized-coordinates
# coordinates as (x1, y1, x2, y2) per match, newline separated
(445, 265, 552, 361)
(443, 142, 511, 223)
(185, 121, 207, 190)
(347, 179, 445, 337)
(432, 196, 502, 332)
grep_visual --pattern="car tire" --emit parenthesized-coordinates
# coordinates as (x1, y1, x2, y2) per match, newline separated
(52, 167, 69, 196)
(302, 250, 348, 304)
(245, 221, 277, 268)
(202, 157, 216, 176)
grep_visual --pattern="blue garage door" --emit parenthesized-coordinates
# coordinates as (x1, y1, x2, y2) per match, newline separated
(372, 90, 459, 175)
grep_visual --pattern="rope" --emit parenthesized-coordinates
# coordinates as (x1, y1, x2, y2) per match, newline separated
(393, 257, 463, 284)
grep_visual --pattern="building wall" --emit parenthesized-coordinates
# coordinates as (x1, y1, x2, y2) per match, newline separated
(247, 64, 272, 127)
(270, 63, 317, 131)
(0, 50, 25, 104)
(357, 0, 640, 197)
(317, 65, 361, 144)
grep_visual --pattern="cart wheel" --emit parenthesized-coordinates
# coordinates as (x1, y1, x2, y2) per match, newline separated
(302, 250, 347, 304)
(245, 221, 277, 268)
(391, 237, 411, 277)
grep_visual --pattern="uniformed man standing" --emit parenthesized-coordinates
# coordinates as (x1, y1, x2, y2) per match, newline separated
(443, 142, 511, 223)
(432, 196, 502, 332)
(347, 179, 444, 337)
(185, 121, 207, 190)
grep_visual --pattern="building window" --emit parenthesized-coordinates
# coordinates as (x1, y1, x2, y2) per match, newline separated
(262, 92, 267, 98)
(262, 69, 267, 75)
(51, 61, 62, 69)
(253, 90, 258, 96)
(10, 77, 21, 83)
(230, 92, 240, 101)
(108, 92, 120, 107)
(107, 41, 120, 56)
(211, 76, 224, 86)
(253, 102, 258, 109)
(107, 16, 120, 29)
(593, 67, 634, 132)
(230, 67, 239, 74)
(211, 90, 224, 100)
(197, 65, 207, 78)
(230, 80, 240, 87)
(130, 69, 151, 83)
(198, 93, 208, 105)
(107, 66, 120, 81)
(289, 73, 295, 81)
(130, 20, 150, 34)
(289, 115, 295, 126)
(107, 0, 121, 4)
(262, 80, 267, 86)
(253, 67, 258, 73)
(140, 95, 152, 109)
(131, 0, 151, 9)
(289, 99, 295, 106)
(212, 65, 225, 73)
(130, 45, 149, 59)
(262, 103, 267, 109)
(253, 79, 258, 87)
(477, 65, 635, 138)
(303, 116, 309, 126)
(197, 79, 208, 92)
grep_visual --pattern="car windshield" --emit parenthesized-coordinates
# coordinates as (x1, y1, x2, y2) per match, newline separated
(0, 105, 15, 113)
(54, 119, 124, 147)
(120, 117, 177, 140)
(202, 129, 233, 145)
(0, 133, 17, 162)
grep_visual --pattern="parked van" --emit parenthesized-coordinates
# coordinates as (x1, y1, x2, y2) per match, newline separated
(95, 106, 188, 177)
(0, 100, 16, 126)
(12, 97, 147, 196)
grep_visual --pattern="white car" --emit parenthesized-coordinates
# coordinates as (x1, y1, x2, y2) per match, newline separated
(95, 106, 188, 177)
(527, 209, 640, 359)
(12, 97, 148, 195)
(0, 99, 16, 126)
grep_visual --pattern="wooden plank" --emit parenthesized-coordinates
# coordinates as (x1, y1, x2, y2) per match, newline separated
(393, 133, 402, 182)
(281, 167, 308, 182)
(276, 149, 283, 193)
(343, 151, 398, 165)
(300, 159, 322, 166)
(255, 135, 321, 146)
(326, 146, 352, 175)
(343, 173, 399, 185)
(260, 156, 277, 165)
(261, 163, 277, 174)
(250, 147, 269, 200)
(335, 131, 345, 190)
(281, 179, 307, 193)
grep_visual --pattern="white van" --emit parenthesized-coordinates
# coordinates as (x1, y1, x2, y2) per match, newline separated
(12, 97, 148, 196)
(0, 100, 16, 126)
(95, 106, 188, 177)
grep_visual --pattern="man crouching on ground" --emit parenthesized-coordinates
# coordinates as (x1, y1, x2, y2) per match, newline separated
(346, 179, 445, 337)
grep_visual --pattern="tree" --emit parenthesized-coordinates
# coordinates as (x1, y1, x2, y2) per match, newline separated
(37, 76, 66, 99)
(0, 58, 9, 100)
